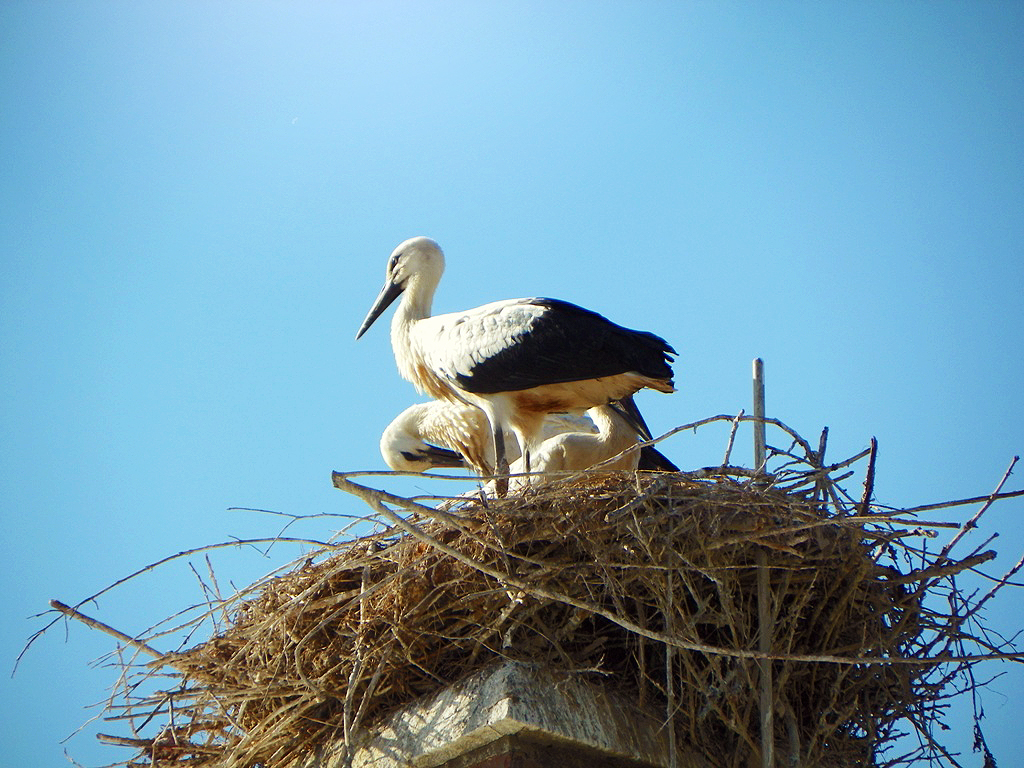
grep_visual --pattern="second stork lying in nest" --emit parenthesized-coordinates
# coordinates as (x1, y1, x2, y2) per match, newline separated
(381, 400, 678, 488)
(356, 236, 677, 494)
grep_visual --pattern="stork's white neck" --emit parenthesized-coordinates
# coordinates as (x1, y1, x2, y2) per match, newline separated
(390, 273, 439, 389)
(399, 271, 437, 323)
(587, 405, 618, 443)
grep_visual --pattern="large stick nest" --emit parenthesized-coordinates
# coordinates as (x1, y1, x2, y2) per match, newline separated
(36, 418, 1024, 768)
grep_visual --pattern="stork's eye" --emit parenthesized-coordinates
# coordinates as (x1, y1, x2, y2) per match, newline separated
(388, 255, 400, 274)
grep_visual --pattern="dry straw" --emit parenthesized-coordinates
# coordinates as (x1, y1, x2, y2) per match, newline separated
(34, 414, 1024, 768)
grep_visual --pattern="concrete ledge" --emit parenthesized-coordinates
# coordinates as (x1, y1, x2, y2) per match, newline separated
(297, 661, 707, 768)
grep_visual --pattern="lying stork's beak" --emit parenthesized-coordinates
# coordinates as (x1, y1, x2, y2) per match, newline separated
(413, 443, 465, 469)
(356, 278, 404, 340)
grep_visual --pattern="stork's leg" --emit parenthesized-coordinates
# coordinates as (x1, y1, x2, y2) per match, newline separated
(493, 425, 509, 497)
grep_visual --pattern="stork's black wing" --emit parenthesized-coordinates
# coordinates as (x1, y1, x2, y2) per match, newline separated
(456, 298, 676, 395)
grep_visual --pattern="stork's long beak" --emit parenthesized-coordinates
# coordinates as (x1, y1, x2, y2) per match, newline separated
(610, 394, 653, 440)
(416, 443, 466, 469)
(356, 279, 404, 340)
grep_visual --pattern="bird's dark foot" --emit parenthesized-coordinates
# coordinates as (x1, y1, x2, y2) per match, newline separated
(494, 454, 511, 497)
(494, 475, 509, 497)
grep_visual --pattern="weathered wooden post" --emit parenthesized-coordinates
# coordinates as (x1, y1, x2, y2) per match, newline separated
(753, 358, 774, 768)
(752, 358, 766, 473)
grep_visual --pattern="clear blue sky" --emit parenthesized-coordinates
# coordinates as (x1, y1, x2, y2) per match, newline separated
(2, 2, 1022, 766)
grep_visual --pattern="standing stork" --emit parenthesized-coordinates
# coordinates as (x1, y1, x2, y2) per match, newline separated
(356, 236, 677, 494)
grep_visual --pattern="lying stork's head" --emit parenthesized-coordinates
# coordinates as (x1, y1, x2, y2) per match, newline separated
(379, 402, 465, 472)
(356, 236, 445, 339)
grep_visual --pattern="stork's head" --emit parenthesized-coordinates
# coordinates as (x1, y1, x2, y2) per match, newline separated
(356, 236, 445, 339)
(379, 403, 464, 472)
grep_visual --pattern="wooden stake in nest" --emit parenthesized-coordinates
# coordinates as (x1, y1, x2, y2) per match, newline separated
(34, 415, 1024, 768)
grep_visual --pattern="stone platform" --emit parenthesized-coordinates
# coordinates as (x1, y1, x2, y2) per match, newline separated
(295, 661, 707, 768)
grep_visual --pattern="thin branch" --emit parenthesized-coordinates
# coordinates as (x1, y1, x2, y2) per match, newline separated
(722, 409, 745, 467)
(858, 437, 878, 516)
(938, 457, 1019, 559)
(48, 600, 165, 661)
(16, 536, 332, 674)
(898, 488, 1024, 517)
